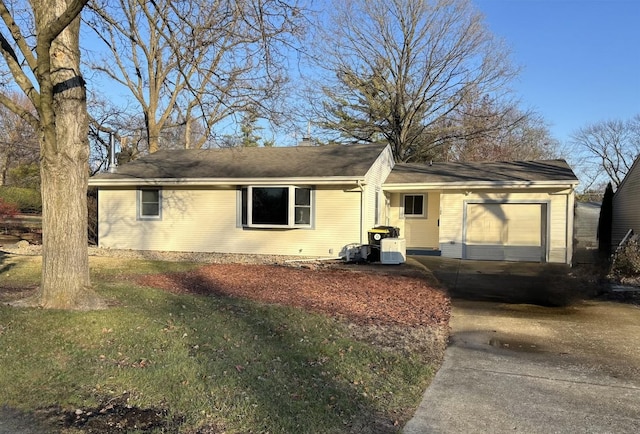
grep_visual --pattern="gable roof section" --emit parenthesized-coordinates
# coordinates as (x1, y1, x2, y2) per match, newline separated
(384, 159, 579, 189)
(90, 143, 389, 186)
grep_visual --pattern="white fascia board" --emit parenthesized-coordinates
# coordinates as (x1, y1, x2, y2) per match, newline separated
(382, 180, 579, 191)
(88, 176, 367, 187)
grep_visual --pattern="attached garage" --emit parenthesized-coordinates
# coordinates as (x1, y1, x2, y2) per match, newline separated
(384, 160, 579, 264)
(464, 203, 547, 262)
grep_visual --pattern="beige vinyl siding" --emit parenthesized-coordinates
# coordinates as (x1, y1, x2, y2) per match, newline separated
(362, 146, 395, 239)
(548, 191, 572, 263)
(439, 192, 465, 259)
(387, 192, 439, 248)
(98, 185, 361, 257)
(612, 157, 640, 247)
(438, 189, 573, 263)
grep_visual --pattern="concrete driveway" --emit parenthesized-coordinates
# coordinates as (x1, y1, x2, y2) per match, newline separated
(404, 257, 640, 433)
(411, 256, 579, 306)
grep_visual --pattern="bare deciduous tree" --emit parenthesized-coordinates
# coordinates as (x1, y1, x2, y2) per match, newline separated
(84, 0, 303, 153)
(0, 0, 103, 309)
(86, 93, 151, 173)
(308, 0, 520, 162)
(570, 115, 640, 190)
(442, 94, 558, 162)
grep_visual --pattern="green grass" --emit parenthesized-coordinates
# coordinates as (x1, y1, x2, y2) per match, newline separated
(0, 255, 437, 433)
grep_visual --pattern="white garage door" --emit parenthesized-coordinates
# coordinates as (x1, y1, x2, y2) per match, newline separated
(465, 203, 546, 262)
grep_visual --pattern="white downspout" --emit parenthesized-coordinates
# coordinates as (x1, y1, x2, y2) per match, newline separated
(357, 180, 365, 244)
(566, 187, 576, 265)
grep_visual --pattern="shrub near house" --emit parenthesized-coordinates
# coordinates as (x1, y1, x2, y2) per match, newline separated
(0, 191, 42, 244)
(0, 186, 42, 213)
(612, 234, 640, 279)
(0, 198, 19, 221)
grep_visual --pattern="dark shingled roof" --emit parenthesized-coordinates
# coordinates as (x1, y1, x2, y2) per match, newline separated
(91, 143, 388, 181)
(385, 160, 578, 185)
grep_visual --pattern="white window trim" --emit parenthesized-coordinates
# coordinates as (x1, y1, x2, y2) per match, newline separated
(402, 193, 426, 218)
(137, 188, 162, 220)
(241, 186, 314, 229)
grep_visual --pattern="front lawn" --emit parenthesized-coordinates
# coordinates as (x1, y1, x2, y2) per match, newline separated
(0, 253, 449, 433)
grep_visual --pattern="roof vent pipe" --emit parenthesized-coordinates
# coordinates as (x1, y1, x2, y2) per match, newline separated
(108, 133, 118, 173)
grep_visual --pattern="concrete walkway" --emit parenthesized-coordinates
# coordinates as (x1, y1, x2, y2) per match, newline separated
(404, 258, 640, 433)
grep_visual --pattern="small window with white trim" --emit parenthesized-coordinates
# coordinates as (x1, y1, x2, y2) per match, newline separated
(403, 194, 425, 217)
(138, 188, 161, 220)
(240, 186, 313, 228)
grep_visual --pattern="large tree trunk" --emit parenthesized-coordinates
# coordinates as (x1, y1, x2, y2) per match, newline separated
(39, 143, 97, 308)
(36, 1, 103, 309)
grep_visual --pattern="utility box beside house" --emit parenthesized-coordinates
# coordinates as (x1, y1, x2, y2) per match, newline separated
(368, 226, 401, 262)
(381, 237, 407, 264)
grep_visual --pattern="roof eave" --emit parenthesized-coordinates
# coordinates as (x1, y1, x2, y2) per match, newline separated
(382, 180, 579, 191)
(88, 176, 367, 187)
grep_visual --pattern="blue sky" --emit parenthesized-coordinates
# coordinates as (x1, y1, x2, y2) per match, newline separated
(474, 0, 640, 146)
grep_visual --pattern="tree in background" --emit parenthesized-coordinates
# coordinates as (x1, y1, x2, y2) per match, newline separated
(84, 0, 303, 153)
(0, 0, 103, 309)
(217, 109, 276, 148)
(441, 94, 558, 162)
(85, 94, 156, 172)
(0, 92, 39, 186)
(307, 0, 527, 162)
(570, 114, 640, 190)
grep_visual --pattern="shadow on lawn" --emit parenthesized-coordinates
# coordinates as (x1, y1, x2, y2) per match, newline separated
(44, 270, 407, 433)
(0, 250, 14, 274)
(150, 275, 405, 434)
(168, 301, 397, 432)
(0, 260, 432, 433)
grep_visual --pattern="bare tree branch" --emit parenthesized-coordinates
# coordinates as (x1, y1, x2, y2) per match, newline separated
(84, 0, 304, 152)
(571, 115, 640, 189)
(308, 0, 522, 162)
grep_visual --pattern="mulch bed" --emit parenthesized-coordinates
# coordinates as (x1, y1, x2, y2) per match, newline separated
(136, 263, 450, 327)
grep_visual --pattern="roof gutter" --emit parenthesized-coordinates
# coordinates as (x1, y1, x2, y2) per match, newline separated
(89, 176, 367, 187)
(382, 180, 579, 191)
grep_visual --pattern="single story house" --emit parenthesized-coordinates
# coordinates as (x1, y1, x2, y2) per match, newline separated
(612, 154, 640, 247)
(89, 143, 579, 263)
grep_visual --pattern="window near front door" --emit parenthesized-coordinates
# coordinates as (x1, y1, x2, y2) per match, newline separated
(138, 188, 161, 220)
(240, 186, 313, 228)
(403, 194, 425, 217)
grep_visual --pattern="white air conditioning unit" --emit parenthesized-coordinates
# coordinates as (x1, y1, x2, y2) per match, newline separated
(380, 238, 406, 264)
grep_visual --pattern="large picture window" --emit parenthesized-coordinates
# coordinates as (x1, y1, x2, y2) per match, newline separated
(241, 186, 312, 228)
(403, 194, 425, 217)
(138, 188, 161, 220)
(253, 187, 289, 225)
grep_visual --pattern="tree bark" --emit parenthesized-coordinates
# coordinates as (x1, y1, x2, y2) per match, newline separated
(36, 1, 103, 309)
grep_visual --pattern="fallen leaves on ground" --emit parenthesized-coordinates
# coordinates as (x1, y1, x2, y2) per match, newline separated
(136, 263, 450, 327)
